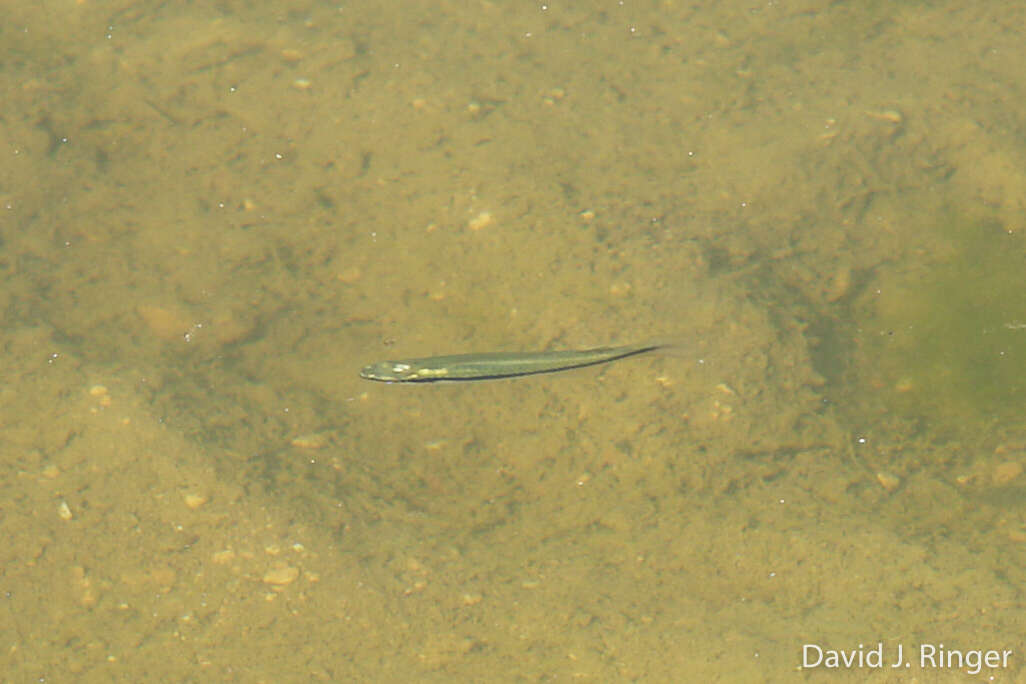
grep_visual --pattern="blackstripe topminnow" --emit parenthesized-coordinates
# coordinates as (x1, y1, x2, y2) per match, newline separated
(359, 342, 666, 383)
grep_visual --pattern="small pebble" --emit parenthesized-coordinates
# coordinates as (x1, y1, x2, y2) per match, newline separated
(876, 471, 901, 492)
(467, 211, 494, 231)
(89, 385, 112, 407)
(992, 461, 1023, 486)
(183, 493, 208, 509)
(894, 377, 915, 393)
(1007, 529, 1026, 543)
(212, 549, 236, 565)
(58, 500, 73, 520)
(291, 433, 329, 449)
(263, 564, 300, 585)
(866, 108, 903, 124)
(461, 592, 483, 606)
(337, 266, 362, 284)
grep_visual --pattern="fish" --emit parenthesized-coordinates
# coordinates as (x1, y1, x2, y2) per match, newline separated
(359, 342, 666, 383)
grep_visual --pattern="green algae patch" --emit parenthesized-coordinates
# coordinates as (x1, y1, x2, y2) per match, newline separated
(853, 214, 1026, 428)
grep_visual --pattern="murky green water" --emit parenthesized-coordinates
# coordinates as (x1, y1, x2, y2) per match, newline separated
(853, 209, 1026, 430)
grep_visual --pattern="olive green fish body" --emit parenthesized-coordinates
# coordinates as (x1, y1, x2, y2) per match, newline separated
(360, 343, 663, 383)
